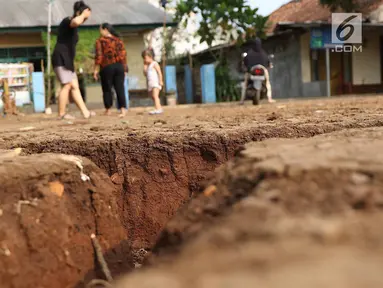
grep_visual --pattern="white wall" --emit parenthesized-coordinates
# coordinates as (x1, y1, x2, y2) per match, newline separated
(147, 0, 205, 60)
(300, 32, 311, 83)
(122, 34, 146, 89)
(352, 30, 381, 85)
(146, 0, 230, 59)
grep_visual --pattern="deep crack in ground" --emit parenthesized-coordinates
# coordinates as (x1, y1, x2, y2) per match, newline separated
(1, 97, 383, 287)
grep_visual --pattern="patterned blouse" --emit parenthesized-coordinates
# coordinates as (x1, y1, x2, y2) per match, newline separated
(95, 36, 127, 70)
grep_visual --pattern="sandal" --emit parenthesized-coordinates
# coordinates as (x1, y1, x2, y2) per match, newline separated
(58, 114, 76, 120)
(84, 111, 96, 119)
(148, 109, 164, 115)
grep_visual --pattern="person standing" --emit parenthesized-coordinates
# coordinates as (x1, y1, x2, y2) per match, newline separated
(93, 23, 128, 117)
(142, 49, 163, 115)
(52, 1, 95, 120)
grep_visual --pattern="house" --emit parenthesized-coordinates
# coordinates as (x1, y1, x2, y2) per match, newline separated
(265, 0, 383, 98)
(0, 0, 176, 101)
(184, 0, 383, 100)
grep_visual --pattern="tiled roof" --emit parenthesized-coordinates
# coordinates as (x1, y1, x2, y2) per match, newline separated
(267, 0, 383, 34)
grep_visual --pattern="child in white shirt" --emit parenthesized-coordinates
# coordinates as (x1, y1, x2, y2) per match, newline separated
(142, 49, 163, 115)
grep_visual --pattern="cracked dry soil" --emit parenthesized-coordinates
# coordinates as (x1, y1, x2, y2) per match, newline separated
(117, 127, 383, 288)
(1, 96, 383, 287)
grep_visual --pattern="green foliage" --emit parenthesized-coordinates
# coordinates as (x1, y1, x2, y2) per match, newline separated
(41, 32, 56, 76)
(42, 29, 99, 73)
(41, 31, 56, 56)
(74, 29, 99, 71)
(215, 57, 240, 102)
(175, 0, 269, 46)
(319, 0, 357, 12)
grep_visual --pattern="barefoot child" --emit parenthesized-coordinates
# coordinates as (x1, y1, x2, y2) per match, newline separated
(142, 49, 163, 115)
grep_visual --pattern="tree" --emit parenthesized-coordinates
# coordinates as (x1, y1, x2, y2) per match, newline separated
(319, 0, 357, 12)
(173, 1, 269, 103)
(175, 0, 269, 46)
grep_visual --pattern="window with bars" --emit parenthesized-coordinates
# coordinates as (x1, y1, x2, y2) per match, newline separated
(0, 47, 46, 61)
(10, 48, 28, 58)
(0, 48, 8, 58)
(28, 47, 46, 58)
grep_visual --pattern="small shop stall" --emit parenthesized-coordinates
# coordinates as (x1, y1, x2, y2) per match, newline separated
(0, 63, 33, 109)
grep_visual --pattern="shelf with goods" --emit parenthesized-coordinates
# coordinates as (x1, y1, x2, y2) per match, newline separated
(0, 63, 33, 108)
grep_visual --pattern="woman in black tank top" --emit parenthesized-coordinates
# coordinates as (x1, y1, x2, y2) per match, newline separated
(52, 1, 95, 120)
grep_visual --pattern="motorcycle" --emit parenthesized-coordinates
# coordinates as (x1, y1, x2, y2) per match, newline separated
(240, 53, 274, 105)
(248, 64, 267, 105)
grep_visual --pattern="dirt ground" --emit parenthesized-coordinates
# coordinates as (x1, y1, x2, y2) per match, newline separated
(1, 96, 383, 287)
(0, 152, 133, 288)
(1, 97, 383, 248)
(116, 127, 383, 288)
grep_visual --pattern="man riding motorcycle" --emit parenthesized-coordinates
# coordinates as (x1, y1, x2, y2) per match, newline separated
(240, 37, 275, 104)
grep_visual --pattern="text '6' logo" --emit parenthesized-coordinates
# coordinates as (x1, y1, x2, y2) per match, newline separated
(336, 15, 357, 41)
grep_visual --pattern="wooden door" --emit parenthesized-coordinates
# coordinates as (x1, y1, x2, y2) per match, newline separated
(330, 51, 342, 95)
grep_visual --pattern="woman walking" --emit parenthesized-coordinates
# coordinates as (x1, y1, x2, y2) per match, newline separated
(52, 0, 95, 120)
(93, 23, 128, 117)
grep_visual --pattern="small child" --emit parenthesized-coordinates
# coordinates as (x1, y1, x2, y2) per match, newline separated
(142, 49, 163, 115)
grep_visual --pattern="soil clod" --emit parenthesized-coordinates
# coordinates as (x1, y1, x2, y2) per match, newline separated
(0, 153, 133, 288)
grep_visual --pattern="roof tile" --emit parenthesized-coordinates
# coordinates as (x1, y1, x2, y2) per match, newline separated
(267, 0, 383, 34)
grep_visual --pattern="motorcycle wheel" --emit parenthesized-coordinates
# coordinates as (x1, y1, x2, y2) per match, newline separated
(246, 88, 255, 100)
(253, 90, 261, 105)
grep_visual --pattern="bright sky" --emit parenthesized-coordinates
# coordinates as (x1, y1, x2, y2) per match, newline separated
(249, 0, 291, 16)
